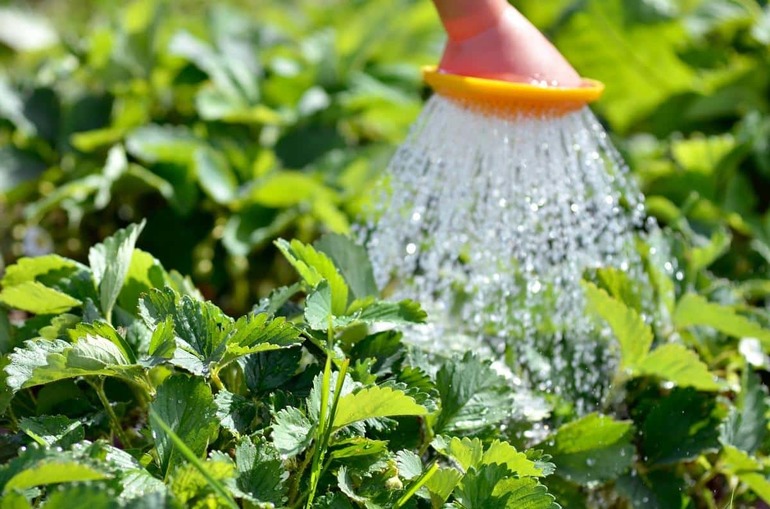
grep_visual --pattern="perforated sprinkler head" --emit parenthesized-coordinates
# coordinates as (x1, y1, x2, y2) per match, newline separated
(422, 66, 604, 117)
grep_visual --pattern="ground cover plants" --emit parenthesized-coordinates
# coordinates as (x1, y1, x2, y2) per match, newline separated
(2, 0, 770, 507)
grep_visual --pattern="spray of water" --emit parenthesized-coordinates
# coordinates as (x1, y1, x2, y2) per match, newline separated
(364, 95, 655, 412)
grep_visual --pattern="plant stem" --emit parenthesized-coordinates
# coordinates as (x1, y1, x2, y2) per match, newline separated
(149, 410, 239, 509)
(6, 405, 19, 431)
(287, 444, 316, 507)
(395, 461, 440, 508)
(89, 377, 133, 448)
(305, 353, 333, 509)
(210, 369, 225, 391)
(419, 418, 435, 456)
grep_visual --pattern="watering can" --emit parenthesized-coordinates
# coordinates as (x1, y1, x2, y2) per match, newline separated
(427, 0, 604, 115)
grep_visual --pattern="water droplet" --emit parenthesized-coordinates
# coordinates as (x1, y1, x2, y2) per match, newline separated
(363, 95, 657, 413)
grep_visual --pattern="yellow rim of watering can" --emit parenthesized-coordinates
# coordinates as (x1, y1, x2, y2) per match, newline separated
(422, 66, 605, 116)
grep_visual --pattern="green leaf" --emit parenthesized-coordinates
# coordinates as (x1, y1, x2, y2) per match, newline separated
(336, 465, 369, 504)
(483, 441, 546, 478)
(641, 388, 721, 465)
(234, 438, 288, 505)
(1, 255, 83, 287)
(304, 281, 337, 331)
(554, 0, 696, 131)
(314, 493, 356, 509)
(119, 470, 169, 502)
(496, 477, 560, 509)
(689, 228, 732, 273)
(425, 467, 463, 506)
(194, 147, 238, 205)
(253, 283, 302, 316)
(152, 414, 237, 509)
(244, 347, 303, 396)
(252, 172, 334, 208)
(140, 287, 299, 372)
(272, 406, 314, 458)
(0, 490, 31, 509)
(348, 298, 427, 326)
(444, 437, 484, 471)
(720, 367, 768, 454)
(721, 445, 770, 504)
(0, 147, 45, 193)
(332, 385, 427, 430)
(275, 238, 349, 315)
(434, 353, 513, 434)
(674, 293, 770, 347)
(19, 415, 84, 447)
(542, 413, 635, 485)
(395, 450, 423, 481)
(150, 374, 219, 477)
(0, 282, 82, 315)
(636, 344, 720, 391)
(125, 124, 202, 165)
(214, 389, 257, 437)
(139, 288, 233, 374)
(454, 463, 512, 509)
(0, 310, 12, 355)
(223, 313, 301, 362)
(5, 336, 148, 393)
(584, 282, 653, 371)
(315, 234, 378, 300)
(88, 221, 146, 319)
(615, 470, 685, 509)
(0, 357, 11, 416)
(69, 320, 137, 365)
(2, 461, 109, 494)
(29, 482, 115, 508)
(147, 316, 176, 360)
(118, 248, 169, 315)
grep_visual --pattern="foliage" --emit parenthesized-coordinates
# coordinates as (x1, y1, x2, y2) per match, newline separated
(0, 225, 558, 507)
(0, 0, 439, 314)
(2, 0, 770, 508)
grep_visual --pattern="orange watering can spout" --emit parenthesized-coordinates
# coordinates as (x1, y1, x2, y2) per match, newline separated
(429, 0, 603, 115)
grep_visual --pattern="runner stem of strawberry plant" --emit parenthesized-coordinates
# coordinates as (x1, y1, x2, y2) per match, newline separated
(88, 377, 132, 448)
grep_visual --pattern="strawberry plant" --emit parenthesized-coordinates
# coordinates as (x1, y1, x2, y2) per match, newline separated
(2, 1, 770, 508)
(0, 224, 562, 508)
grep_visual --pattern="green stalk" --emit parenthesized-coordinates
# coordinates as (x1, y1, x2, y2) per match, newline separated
(210, 369, 226, 391)
(395, 461, 440, 508)
(149, 410, 239, 509)
(305, 353, 333, 509)
(287, 443, 316, 507)
(294, 362, 349, 509)
(6, 405, 19, 431)
(89, 377, 132, 448)
(321, 358, 350, 450)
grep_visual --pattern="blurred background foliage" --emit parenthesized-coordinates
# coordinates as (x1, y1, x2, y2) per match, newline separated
(1, 0, 769, 315)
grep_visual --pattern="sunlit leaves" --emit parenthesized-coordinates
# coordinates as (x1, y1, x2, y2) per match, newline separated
(434, 353, 513, 435)
(150, 374, 219, 477)
(331, 386, 427, 430)
(542, 413, 635, 485)
(5, 336, 149, 394)
(585, 282, 720, 390)
(88, 221, 145, 320)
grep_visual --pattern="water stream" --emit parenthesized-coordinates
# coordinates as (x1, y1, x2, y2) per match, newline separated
(363, 95, 656, 412)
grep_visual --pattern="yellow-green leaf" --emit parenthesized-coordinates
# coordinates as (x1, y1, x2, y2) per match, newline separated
(332, 386, 427, 430)
(637, 344, 720, 391)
